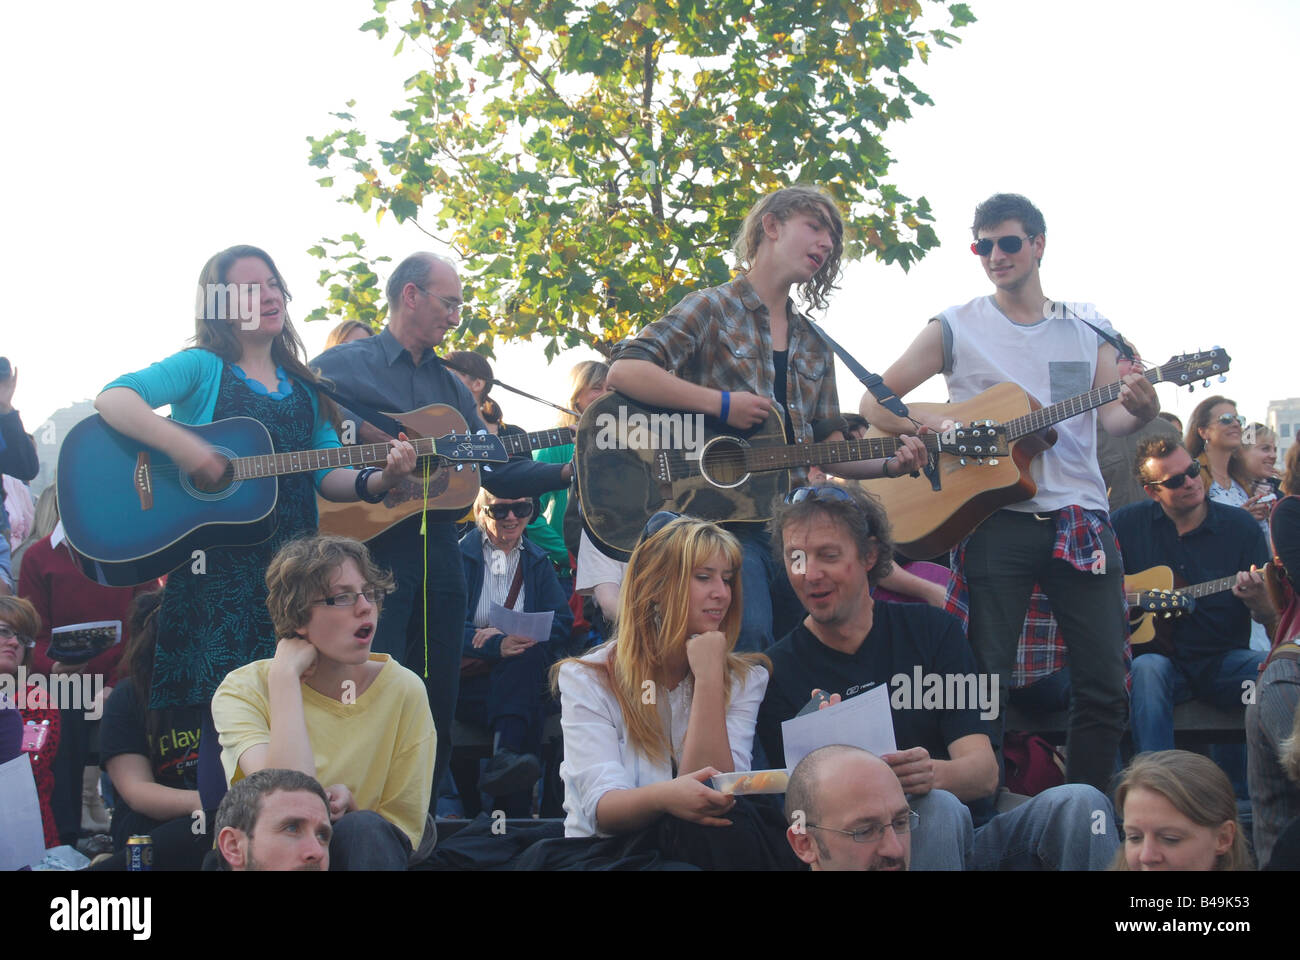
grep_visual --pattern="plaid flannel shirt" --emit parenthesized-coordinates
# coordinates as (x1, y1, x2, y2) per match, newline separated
(944, 505, 1132, 690)
(609, 274, 840, 445)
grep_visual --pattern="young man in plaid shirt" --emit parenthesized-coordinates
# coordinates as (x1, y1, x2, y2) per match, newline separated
(606, 186, 926, 654)
(860, 194, 1159, 793)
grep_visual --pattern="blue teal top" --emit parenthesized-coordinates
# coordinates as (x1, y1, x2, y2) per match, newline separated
(102, 348, 341, 489)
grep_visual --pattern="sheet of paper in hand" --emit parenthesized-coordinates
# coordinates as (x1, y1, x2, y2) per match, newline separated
(488, 603, 555, 645)
(780, 682, 897, 769)
(0, 754, 48, 870)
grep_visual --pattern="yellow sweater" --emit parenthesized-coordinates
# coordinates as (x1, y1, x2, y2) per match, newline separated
(212, 654, 435, 850)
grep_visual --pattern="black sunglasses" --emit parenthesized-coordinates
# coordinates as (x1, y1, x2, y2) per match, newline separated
(971, 234, 1036, 257)
(1147, 459, 1202, 490)
(784, 485, 857, 505)
(484, 501, 534, 520)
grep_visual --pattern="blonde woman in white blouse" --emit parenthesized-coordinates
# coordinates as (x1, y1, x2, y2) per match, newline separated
(553, 517, 770, 838)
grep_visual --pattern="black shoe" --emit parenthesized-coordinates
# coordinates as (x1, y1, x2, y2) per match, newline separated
(478, 750, 541, 798)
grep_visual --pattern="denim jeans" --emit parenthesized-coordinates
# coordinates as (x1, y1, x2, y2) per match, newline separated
(733, 526, 803, 653)
(909, 786, 1119, 870)
(329, 810, 411, 871)
(1130, 649, 1265, 753)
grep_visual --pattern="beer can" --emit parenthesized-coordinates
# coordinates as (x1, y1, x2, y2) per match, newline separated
(126, 835, 153, 872)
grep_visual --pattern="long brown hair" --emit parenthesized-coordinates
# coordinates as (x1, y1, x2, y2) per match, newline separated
(193, 245, 340, 430)
(119, 588, 165, 738)
(1185, 395, 1252, 492)
(551, 518, 769, 766)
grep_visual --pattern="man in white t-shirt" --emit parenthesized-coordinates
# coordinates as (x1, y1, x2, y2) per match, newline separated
(860, 194, 1159, 792)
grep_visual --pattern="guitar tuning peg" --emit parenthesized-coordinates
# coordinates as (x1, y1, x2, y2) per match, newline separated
(1217, 375, 1226, 383)
(1188, 384, 1195, 393)
(1201, 379, 1210, 388)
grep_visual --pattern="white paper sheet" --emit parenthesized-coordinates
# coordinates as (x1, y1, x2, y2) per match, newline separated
(0, 753, 49, 870)
(488, 603, 554, 644)
(780, 683, 897, 769)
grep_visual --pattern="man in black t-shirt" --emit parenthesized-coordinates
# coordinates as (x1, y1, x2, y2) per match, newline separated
(762, 484, 1119, 869)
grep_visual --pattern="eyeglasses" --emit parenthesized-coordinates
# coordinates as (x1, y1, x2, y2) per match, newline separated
(414, 284, 465, 316)
(0, 625, 35, 647)
(1215, 413, 1245, 428)
(807, 810, 920, 844)
(784, 485, 856, 505)
(971, 234, 1036, 257)
(312, 587, 386, 607)
(1147, 459, 1202, 490)
(484, 501, 534, 520)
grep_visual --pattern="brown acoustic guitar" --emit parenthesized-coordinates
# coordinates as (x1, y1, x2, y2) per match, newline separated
(317, 402, 573, 542)
(1125, 564, 1243, 646)
(859, 349, 1231, 559)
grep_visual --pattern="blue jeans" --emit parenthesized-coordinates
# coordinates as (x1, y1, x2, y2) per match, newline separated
(1130, 649, 1264, 753)
(909, 786, 1118, 870)
(329, 810, 411, 871)
(733, 527, 802, 653)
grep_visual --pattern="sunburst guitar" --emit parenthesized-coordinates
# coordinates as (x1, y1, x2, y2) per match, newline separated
(859, 349, 1231, 559)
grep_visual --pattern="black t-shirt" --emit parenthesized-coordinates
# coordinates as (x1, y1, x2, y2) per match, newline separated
(101, 678, 203, 847)
(772, 349, 796, 442)
(758, 603, 991, 770)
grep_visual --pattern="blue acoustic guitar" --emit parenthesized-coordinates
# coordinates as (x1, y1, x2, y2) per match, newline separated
(57, 414, 508, 587)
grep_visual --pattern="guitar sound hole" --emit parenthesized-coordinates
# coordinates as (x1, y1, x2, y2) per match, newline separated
(191, 458, 235, 494)
(699, 438, 749, 488)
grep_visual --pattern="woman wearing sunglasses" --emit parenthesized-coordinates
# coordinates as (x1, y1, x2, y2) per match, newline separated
(211, 535, 436, 870)
(552, 516, 771, 844)
(456, 488, 573, 813)
(1185, 395, 1264, 518)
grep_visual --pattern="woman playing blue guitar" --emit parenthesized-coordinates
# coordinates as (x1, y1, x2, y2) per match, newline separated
(94, 245, 416, 719)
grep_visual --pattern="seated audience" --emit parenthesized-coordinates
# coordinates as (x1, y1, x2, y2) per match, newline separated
(1113, 750, 1252, 870)
(554, 517, 769, 839)
(97, 589, 211, 870)
(1246, 441, 1300, 865)
(1113, 438, 1273, 756)
(758, 484, 1117, 870)
(785, 744, 912, 871)
(213, 535, 436, 870)
(459, 488, 573, 812)
(215, 767, 332, 871)
(0, 596, 59, 848)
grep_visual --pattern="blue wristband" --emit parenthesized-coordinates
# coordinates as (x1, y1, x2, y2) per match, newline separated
(355, 466, 386, 503)
(720, 391, 731, 424)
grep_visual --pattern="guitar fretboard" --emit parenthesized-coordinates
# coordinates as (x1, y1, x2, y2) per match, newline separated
(500, 427, 574, 458)
(231, 440, 437, 480)
(1126, 573, 1239, 605)
(733, 433, 944, 471)
(1004, 366, 1163, 440)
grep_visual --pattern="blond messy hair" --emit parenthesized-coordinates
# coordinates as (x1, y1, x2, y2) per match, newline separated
(552, 518, 769, 766)
(733, 185, 844, 312)
(265, 536, 394, 640)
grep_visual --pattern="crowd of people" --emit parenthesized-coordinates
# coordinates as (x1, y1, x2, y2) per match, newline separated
(1, 187, 1298, 874)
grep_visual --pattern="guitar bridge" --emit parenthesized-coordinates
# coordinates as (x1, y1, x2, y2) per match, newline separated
(134, 452, 154, 511)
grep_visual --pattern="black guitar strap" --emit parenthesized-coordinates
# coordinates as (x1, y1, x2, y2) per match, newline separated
(313, 382, 407, 439)
(802, 321, 912, 421)
(1052, 301, 1136, 362)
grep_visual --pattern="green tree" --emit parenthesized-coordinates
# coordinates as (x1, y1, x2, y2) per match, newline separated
(307, 0, 975, 357)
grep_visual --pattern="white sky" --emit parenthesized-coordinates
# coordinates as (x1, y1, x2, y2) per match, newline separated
(3, 0, 1297, 438)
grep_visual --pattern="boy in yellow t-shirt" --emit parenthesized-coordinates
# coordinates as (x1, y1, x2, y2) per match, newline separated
(213, 536, 436, 870)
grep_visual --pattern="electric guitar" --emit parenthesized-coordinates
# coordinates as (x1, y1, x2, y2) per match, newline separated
(860, 349, 1231, 558)
(57, 414, 508, 587)
(316, 403, 574, 542)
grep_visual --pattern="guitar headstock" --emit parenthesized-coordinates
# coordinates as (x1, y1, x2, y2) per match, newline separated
(1137, 589, 1193, 618)
(1155, 348, 1231, 392)
(433, 434, 509, 463)
(937, 420, 1009, 466)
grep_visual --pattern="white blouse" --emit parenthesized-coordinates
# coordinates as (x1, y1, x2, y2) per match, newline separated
(557, 641, 769, 838)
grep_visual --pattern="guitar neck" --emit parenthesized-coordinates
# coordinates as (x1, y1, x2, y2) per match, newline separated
(1004, 366, 1163, 441)
(230, 439, 438, 480)
(737, 434, 942, 473)
(1127, 573, 1240, 605)
(499, 427, 573, 458)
